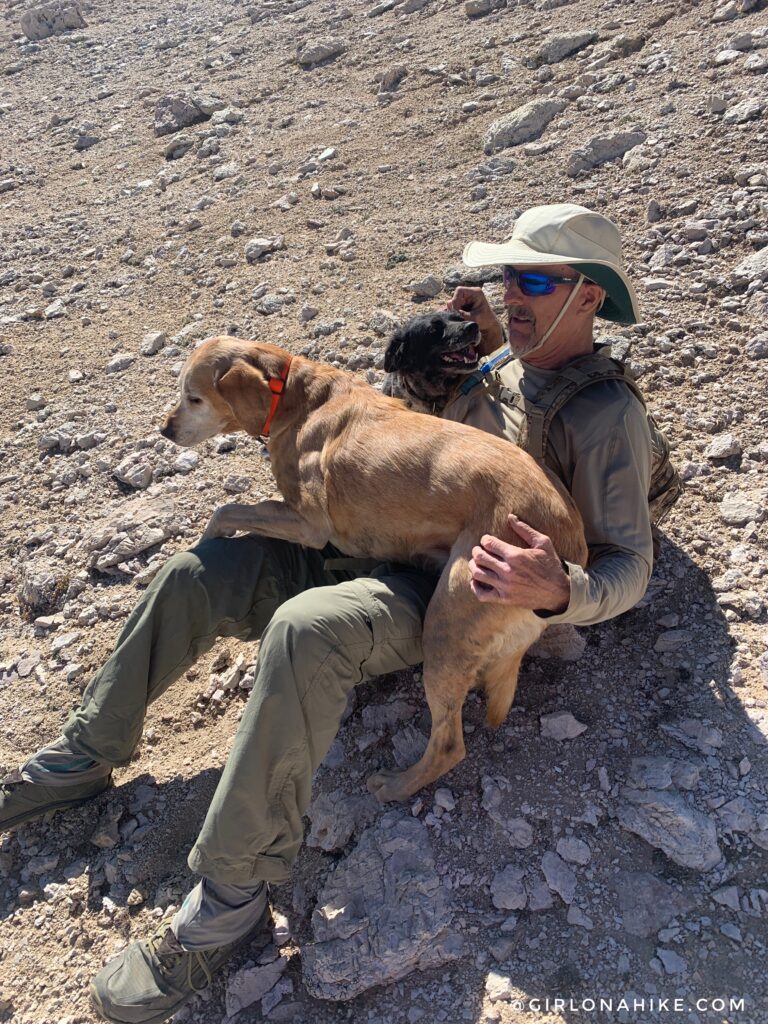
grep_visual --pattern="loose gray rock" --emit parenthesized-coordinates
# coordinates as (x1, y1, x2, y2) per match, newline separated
(656, 948, 687, 975)
(705, 434, 741, 459)
(723, 96, 764, 124)
(613, 870, 691, 937)
(392, 724, 428, 768)
(245, 236, 285, 263)
(567, 131, 647, 176)
(540, 710, 587, 740)
(525, 873, 554, 911)
(720, 489, 766, 526)
(658, 718, 723, 756)
(713, 0, 758, 20)
(530, 30, 597, 66)
(541, 851, 576, 904)
(483, 100, 566, 154)
(113, 456, 153, 490)
(618, 788, 722, 871)
(18, 561, 69, 618)
(84, 498, 176, 573)
(481, 777, 534, 848)
(490, 864, 527, 910)
(164, 135, 194, 160)
(105, 353, 136, 374)
(746, 332, 768, 359)
(153, 94, 210, 137)
(732, 247, 768, 284)
(298, 38, 346, 67)
(20, 1, 86, 41)
(627, 756, 701, 791)
(141, 331, 166, 356)
(485, 971, 514, 1002)
(306, 789, 379, 851)
(225, 958, 286, 1017)
(302, 812, 462, 1000)
(556, 837, 591, 865)
(407, 274, 443, 298)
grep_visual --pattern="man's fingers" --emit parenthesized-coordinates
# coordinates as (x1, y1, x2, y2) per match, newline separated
(470, 578, 501, 602)
(480, 533, 516, 560)
(507, 514, 553, 550)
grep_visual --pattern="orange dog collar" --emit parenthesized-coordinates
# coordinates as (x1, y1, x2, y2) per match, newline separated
(259, 356, 292, 440)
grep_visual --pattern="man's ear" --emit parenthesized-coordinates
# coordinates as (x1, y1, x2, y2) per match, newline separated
(580, 281, 606, 317)
(216, 360, 270, 436)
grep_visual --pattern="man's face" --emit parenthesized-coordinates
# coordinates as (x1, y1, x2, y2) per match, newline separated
(503, 263, 582, 357)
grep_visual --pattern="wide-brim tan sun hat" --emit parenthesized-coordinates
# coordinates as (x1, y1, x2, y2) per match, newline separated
(462, 203, 641, 324)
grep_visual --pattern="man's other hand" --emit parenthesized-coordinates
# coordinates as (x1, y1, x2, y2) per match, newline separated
(469, 514, 571, 613)
(446, 286, 505, 353)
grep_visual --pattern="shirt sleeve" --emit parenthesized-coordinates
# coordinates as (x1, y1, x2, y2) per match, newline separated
(537, 394, 654, 627)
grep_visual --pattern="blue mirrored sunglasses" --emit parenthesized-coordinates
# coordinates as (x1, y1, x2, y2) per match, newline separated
(502, 266, 582, 296)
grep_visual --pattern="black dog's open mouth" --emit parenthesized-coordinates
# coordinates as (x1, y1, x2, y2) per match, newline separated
(441, 343, 480, 372)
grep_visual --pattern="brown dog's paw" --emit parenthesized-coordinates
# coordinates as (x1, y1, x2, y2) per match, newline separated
(366, 769, 413, 804)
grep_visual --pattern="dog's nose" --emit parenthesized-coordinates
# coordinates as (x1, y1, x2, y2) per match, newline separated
(159, 418, 174, 440)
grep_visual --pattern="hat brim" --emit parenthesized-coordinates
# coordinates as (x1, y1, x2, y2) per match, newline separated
(462, 239, 641, 324)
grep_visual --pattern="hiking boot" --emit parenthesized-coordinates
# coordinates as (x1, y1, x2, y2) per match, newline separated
(90, 902, 272, 1024)
(0, 768, 113, 832)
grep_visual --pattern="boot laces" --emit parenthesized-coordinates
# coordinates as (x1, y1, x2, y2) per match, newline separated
(147, 927, 214, 993)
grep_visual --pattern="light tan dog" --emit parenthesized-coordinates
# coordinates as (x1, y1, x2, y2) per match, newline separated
(161, 336, 588, 802)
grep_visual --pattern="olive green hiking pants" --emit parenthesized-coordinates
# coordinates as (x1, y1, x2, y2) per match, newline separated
(63, 536, 437, 884)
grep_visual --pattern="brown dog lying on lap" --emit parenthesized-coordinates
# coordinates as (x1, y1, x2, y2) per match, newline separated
(160, 335, 587, 802)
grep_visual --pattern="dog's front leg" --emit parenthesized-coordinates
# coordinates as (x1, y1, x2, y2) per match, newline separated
(201, 500, 330, 548)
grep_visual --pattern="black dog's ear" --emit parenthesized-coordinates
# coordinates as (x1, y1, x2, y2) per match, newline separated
(384, 332, 408, 372)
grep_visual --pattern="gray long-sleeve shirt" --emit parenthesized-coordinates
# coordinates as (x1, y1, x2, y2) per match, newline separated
(442, 347, 653, 627)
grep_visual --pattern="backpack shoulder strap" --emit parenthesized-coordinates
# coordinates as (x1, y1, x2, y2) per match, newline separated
(523, 349, 646, 463)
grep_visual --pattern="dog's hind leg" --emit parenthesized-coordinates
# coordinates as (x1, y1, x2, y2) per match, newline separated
(367, 535, 485, 803)
(483, 612, 545, 728)
(366, 649, 473, 804)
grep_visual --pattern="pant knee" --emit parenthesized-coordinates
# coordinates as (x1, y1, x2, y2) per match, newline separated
(259, 590, 374, 690)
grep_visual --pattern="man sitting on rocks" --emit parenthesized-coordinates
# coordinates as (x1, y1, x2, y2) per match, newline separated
(1, 204, 664, 1024)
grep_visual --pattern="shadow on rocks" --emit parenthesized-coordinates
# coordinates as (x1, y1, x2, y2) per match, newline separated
(286, 534, 766, 1021)
(0, 769, 221, 924)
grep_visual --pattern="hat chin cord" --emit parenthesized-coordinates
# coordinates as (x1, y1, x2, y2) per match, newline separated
(521, 274, 584, 358)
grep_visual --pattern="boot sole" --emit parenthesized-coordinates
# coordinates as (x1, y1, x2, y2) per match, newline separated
(1, 777, 113, 832)
(89, 908, 274, 1024)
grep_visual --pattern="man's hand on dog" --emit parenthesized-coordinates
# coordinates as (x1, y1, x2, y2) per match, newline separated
(446, 287, 505, 354)
(469, 514, 571, 613)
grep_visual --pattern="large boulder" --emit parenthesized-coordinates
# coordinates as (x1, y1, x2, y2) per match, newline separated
(20, 1, 86, 40)
(302, 812, 463, 999)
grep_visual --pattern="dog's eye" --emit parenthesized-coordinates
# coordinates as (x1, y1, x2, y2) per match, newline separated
(188, 396, 202, 405)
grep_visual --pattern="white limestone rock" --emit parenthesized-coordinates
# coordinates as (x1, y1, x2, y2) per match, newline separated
(567, 131, 647, 176)
(483, 99, 566, 154)
(20, 1, 86, 41)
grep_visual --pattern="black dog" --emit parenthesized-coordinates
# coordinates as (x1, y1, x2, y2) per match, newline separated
(382, 311, 481, 414)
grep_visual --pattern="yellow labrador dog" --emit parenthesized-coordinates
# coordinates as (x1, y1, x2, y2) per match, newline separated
(161, 337, 587, 802)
